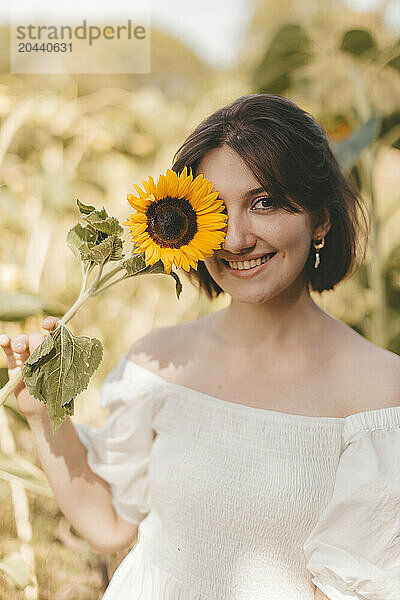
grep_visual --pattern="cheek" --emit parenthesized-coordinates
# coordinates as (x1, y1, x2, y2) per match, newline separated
(204, 256, 218, 273)
(203, 256, 224, 281)
(265, 217, 311, 253)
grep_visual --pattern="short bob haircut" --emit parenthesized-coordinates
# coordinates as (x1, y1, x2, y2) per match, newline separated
(171, 93, 370, 299)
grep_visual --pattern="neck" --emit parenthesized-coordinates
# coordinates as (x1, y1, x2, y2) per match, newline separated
(211, 281, 334, 356)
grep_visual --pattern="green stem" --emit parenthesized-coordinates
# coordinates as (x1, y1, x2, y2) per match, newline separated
(78, 262, 85, 297)
(97, 263, 124, 286)
(78, 262, 89, 297)
(78, 261, 97, 298)
(90, 273, 128, 297)
(89, 262, 105, 293)
(58, 289, 91, 325)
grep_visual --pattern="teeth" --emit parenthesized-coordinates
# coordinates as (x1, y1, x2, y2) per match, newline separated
(227, 254, 274, 270)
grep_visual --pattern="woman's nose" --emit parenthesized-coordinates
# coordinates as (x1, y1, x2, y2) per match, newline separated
(221, 214, 256, 254)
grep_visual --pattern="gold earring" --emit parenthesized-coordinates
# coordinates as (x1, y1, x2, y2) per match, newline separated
(313, 237, 325, 269)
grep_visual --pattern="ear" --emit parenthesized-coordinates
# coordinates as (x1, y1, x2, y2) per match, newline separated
(312, 207, 331, 239)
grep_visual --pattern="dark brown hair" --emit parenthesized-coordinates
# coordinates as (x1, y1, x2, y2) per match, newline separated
(171, 93, 370, 299)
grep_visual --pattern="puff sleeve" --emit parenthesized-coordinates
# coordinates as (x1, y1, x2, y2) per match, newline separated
(303, 406, 400, 600)
(74, 353, 166, 527)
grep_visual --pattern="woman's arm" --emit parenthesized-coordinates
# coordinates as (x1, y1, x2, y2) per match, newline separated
(27, 408, 138, 554)
(1, 321, 138, 554)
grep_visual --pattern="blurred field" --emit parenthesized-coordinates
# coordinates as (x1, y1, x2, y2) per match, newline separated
(0, 0, 399, 597)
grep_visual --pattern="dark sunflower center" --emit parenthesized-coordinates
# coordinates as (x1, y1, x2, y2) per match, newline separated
(146, 197, 198, 248)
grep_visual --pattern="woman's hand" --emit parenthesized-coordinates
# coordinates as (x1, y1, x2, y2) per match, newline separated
(0, 317, 60, 416)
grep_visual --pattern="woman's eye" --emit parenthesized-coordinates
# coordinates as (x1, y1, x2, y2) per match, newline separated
(252, 197, 274, 210)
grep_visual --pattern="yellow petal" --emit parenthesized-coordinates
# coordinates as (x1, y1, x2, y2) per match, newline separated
(142, 175, 158, 198)
(152, 244, 161, 261)
(180, 246, 200, 261)
(156, 174, 166, 198)
(135, 231, 153, 244)
(126, 213, 147, 224)
(163, 247, 175, 264)
(132, 184, 148, 200)
(146, 243, 160, 265)
(173, 252, 182, 268)
(132, 223, 148, 235)
(127, 195, 147, 212)
(180, 253, 196, 272)
(160, 249, 173, 273)
(165, 169, 179, 198)
(177, 171, 193, 198)
(189, 257, 199, 270)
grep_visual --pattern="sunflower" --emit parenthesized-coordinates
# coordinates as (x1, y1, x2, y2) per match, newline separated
(123, 167, 227, 274)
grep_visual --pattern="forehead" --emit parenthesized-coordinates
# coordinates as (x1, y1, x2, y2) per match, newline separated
(196, 146, 261, 200)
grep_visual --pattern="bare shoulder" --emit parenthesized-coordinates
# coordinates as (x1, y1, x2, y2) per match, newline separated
(335, 320, 400, 412)
(125, 319, 199, 380)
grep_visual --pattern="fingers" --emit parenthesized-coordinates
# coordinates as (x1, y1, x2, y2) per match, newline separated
(0, 334, 14, 364)
(0, 333, 28, 369)
(12, 335, 31, 366)
(42, 316, 60, 331)
(0, 316, 60, 369)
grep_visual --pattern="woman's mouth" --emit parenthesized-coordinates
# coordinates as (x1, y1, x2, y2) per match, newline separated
(222, 252, 277, 277)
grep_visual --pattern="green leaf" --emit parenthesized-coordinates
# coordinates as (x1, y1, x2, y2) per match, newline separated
(0, 452, 53, 497)
(84, 210, 124, 236)
(331, 115, 382, 171)
(340, 28, 378, 58)
(22, 324, 103, 432)
(0, 367, 9, 390)
(122, 255, 182, 299)
(122, 253, 148, 275)
(66, 223, 97, 260)
(167, 270, 182, 299)
(0, 552, 32, 590)
(252, 24, 312, 94)
(76, 198, 97, 215)
(68, 203, 125, 268)
(79, 234, 124, 264)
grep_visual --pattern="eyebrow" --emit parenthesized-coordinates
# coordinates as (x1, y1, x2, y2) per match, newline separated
(218, 187, 266, 201)
(243, 187, 265, 199)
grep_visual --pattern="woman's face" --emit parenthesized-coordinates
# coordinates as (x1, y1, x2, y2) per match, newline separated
(195, 145, 317, 305)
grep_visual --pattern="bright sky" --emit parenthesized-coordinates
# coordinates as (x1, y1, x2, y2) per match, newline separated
(1, 0, 399, 67)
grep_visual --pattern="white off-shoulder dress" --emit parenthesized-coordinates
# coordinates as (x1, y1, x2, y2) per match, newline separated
(74, 352, 400, 600)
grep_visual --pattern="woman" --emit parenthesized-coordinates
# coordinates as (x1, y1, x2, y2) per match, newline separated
(1, 94, 400, 600)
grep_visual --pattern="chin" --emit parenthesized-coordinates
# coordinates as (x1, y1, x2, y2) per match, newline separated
(227, 289, 273, 304)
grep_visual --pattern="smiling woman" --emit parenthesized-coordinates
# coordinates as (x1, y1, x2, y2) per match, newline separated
(11, 93, 399, 600)
(68, 94, 400, 600)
